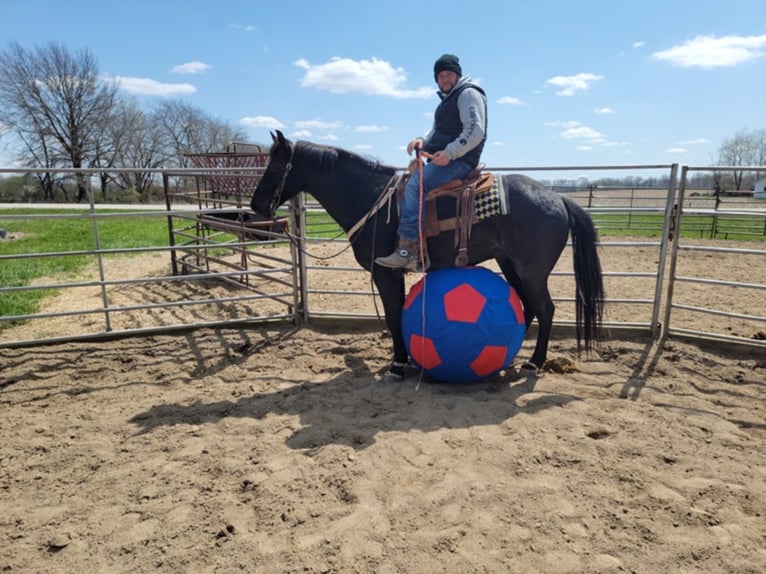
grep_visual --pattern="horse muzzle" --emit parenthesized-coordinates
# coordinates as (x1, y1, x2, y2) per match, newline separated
(250, 195, 273, 218)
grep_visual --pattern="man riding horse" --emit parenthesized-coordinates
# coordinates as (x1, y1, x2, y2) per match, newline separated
(375, 54, 488, 272)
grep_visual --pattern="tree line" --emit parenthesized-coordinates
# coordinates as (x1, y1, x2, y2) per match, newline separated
(1, 42, 764, 203)
(0, 42, 247, 202)
(715, 128, 766, 191)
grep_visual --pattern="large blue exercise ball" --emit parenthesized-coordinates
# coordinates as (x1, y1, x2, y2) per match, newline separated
(402, 266, 526, 383)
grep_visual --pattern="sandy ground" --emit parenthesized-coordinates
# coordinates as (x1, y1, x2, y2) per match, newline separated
(1, 238, 765, 573)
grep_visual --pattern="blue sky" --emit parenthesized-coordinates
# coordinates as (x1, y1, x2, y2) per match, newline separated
(1, 0, 765, 174)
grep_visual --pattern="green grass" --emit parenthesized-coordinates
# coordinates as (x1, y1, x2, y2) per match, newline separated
(0, 207, 330, 328)
(0, 209, 169, 325)
(2, 207, 764, 331)
(592, 212, 766, 241)
(303, 210, 344, 238)
(305, 210, 766, 241)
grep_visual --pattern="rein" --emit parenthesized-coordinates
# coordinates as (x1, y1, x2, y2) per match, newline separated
(346, 172, 405, 240)
(298, 172, 404, 261)
(270, 141, 404, 260)
(275, 172, 405, 263)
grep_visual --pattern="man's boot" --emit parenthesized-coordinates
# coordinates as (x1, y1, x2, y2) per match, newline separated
(375, 237, 429, 272)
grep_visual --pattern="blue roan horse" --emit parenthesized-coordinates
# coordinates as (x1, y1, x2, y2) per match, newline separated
(251, 130, 605, 380)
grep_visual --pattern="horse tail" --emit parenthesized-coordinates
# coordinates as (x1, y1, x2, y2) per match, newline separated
(562, 196, 605, 353)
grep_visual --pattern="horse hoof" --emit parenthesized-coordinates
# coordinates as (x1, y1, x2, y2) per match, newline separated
(521, 361, 540, 373)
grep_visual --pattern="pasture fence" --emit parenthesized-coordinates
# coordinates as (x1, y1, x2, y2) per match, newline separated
(1, 163, 764, 353)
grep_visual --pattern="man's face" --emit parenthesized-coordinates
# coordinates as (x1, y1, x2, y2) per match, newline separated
(436, 70, 459, 93)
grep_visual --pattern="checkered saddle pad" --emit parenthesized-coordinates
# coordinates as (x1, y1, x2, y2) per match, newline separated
(421, 172, 509, 266)
(424, 173, 508, 237)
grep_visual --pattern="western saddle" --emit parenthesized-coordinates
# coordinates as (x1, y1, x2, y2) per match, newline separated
(397, 163, 494, 266)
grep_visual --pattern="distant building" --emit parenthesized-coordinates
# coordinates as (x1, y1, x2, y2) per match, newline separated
(755, 177, 766, 200)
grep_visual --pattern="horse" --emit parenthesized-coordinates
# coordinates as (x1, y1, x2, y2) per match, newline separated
(250, 130, 605, 380)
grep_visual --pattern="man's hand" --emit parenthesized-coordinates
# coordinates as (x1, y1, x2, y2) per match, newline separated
(406, 138, 423, 155)
(429, 150, 450, 166)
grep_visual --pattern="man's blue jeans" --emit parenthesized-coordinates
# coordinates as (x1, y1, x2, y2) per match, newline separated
(398, 159, 473, 242)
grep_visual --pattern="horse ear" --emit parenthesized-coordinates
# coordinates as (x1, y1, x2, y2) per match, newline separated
(275, 130, 286, 146)
(270, 131, 277, 144)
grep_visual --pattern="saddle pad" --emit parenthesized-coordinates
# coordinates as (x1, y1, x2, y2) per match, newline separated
(474, 175, 507, 221)
(425, 174, 508, 238)
(433, 174, 507, 221)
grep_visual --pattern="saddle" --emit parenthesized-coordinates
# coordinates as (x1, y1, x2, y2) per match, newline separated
(397, 163, 494, 266)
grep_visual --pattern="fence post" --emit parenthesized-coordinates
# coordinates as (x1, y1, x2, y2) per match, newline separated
(163, 172, 179, 276)
(87, 181, 113, 333)
(291, 193, 309, 324)
(651, 163, 678, 338)
(662, 165, 687, 338)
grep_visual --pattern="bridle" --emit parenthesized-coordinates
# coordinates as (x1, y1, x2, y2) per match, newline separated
(268, 142, 296, 217)
(263, 141, 408, 266)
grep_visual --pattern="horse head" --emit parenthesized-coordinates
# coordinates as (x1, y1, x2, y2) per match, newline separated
(250, 130, 297, 217)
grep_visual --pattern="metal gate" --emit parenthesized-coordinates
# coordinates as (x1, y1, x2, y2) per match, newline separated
(664, 165, 766, 346)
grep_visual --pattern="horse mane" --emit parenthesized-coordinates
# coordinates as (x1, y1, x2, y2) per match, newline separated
(295, 140, 398, 178)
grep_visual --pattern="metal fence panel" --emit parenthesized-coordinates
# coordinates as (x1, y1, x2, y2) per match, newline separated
(664, 166, 766, 346)
(2, 163, 765, 351)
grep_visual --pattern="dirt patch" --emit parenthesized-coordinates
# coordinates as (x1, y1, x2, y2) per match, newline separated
(1, 238, 765, 573)
(1, 326, 764, 573)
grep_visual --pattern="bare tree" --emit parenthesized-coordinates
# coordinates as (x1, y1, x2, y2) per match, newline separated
(752, 128, 766, 167)
(0, 42, 117, 201)
(152, 99, 247, 167)
(717, 128, 765, 191)
(110, 99, 169, 199)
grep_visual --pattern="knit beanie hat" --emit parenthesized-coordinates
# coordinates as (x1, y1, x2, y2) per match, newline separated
(433, 54, 462, 81)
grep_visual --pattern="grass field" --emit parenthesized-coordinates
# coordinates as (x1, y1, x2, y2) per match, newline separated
(593, 212, 766, 240)
(0, 210, 169, 324)
(1, 206, 764, 329)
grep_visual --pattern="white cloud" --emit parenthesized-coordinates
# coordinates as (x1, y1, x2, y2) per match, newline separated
(111, 76, 196, 96)
(294, 119, 342, 130)
(652, 34, 766, 68)
(546, 73, 604, 96)
(595, 107, 615, 114)
(292, 130, 312, 138)
(497, 96, 523, 105)
(240, 116, 285, 129)
(355, 125, 388, 133)
(666, 147, 687, 154)
(171, 61, 211, 74)
(294, 57, 433, 99)
(546, 120, 604, 140)
(633, 41, 646, 49)
(677, 138, 709, 145)
(576, 145, 593, 151)
(568, 126, 603, 139)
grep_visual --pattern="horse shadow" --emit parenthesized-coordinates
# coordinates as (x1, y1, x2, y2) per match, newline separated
(128, 352, 581, 451)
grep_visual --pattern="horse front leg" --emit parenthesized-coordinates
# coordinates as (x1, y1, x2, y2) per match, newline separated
(372, 268, 408, 380)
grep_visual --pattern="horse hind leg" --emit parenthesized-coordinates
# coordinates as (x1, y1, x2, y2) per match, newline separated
(497, 258, 554, 372)
(523, 288, 555, 372)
